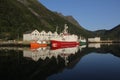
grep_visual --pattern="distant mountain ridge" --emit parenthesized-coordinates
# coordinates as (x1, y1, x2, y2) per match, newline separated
(0, 0, 119, 40)
(0, 0, 94, 40)
(95, 24, 120, 40)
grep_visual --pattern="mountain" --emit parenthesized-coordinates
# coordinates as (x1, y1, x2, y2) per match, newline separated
(0, 0, 94, 40)
(54, 12, 81, 27)
(94, 29, 107, 36)
(105, 24, 120, 40)
(54, 12, 94, 36)
(95, 24, 120, 40)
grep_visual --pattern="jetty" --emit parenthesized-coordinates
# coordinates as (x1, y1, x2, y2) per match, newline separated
(88, 40, 120, 43)
(0, 41, 30, 47)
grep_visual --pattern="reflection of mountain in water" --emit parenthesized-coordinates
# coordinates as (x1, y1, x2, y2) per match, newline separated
(87, 43, 120, 57)
(0, 44, 120, 80)
(0, 45, 86, 80)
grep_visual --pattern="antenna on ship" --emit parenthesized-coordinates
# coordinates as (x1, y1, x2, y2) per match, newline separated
(63, 24, 68, 34)
(64, 24, 68, 29)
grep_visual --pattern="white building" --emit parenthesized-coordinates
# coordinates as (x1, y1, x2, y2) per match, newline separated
(23, 29, 59, 41)
(47, 31, 53, 40)
(31, 29, 40, 41)
(23, 31, 32, 41)
(39, 30, 47, 40)
(88, 37, 100, 42)
(23, 29, 40, 41)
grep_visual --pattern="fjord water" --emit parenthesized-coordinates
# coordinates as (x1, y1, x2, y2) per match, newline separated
(0, 43, 120, 80)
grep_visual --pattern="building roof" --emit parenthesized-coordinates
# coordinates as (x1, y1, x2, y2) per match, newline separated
(24, 29, 40, 34)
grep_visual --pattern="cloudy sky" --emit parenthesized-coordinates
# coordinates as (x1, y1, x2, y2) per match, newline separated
(39, 0, 120, 31)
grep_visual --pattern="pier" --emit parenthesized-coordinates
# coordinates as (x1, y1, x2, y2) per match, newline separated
(88, 40, 120, 43)
(0, 40, 120, 47)
(0, 41, 30, 47)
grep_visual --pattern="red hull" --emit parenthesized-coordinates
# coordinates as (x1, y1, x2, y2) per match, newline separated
(51, 40, 79, 49)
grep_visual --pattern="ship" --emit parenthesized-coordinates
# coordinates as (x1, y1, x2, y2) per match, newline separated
(50, 24, 79, 48)
(79, 36, 87, 45)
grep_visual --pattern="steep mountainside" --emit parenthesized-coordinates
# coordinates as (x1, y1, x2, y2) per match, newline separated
(55, 12, 81, 27)
(55, 12, 94, 37)
(95, 24, 120, 40)
(105, 24, 120, 40)
(0, 0, 94, 40)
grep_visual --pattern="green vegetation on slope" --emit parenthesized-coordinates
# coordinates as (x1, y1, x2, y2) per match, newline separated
(95, 24, 120, 40)
(0, 0, 94, 40)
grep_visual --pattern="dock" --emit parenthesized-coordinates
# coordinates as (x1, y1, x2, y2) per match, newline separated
(88, 40, 120, 43)
(0, 41, 30, 47)
(0, 40, 120, 47)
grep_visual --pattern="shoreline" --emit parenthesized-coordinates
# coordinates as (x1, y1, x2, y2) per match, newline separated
(88, 40, 120, 43)
(0, 41, 30, 47)
(0, 40, 120, 47)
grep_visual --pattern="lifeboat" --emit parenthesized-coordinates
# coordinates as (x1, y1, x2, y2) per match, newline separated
(30, 41, 47, 49)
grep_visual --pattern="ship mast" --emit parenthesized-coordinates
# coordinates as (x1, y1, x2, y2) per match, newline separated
(63, 24, 68, 34)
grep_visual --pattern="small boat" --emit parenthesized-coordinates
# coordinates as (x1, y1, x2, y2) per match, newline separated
(79, 36, 86, 45)
(30, 40, 47, 49)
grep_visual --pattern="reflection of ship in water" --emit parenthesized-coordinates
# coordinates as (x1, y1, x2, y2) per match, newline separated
(0, 44, 88, 80)
(1, 44, 120, 80)
(22, 45, 87, 80)
(79, 45, 87, 51)
(88, 43, 113, 48)
(23, 46, 80, 65)
(23, 47, 50, 61)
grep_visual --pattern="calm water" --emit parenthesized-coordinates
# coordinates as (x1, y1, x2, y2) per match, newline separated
(0, 43, 120, 80)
